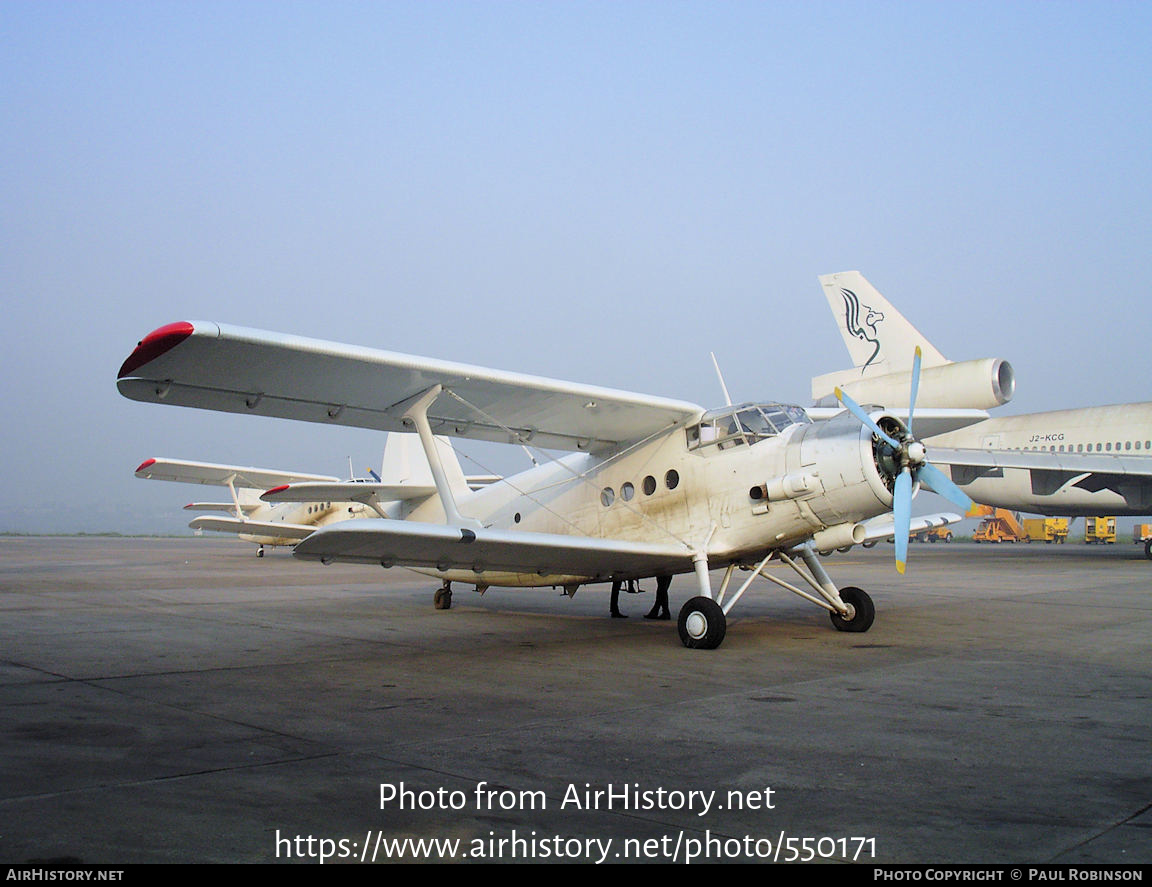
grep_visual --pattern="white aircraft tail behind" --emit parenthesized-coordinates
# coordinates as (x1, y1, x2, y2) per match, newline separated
(811, 271, 1014, 411)
(378, 431, 474, 504)
(819, 270, 947, 375)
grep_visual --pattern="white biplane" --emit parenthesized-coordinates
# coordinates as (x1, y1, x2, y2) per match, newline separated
(136, 456, 355, 555)
(117, 320, 972, 648)
(136, 435, 495, 556)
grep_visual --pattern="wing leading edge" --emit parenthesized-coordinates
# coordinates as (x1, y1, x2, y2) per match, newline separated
(118, 322, 705, 454)
(293, 520, 693, 584)
(136, 457, 340, 489)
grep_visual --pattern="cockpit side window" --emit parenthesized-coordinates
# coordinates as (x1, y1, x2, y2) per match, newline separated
(687, 402, 810, 452)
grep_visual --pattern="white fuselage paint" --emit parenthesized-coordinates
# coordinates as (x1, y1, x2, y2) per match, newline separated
(235, 498, 380, 546)
(926, 403, 1152, 516)
(402, 411, 897, 587)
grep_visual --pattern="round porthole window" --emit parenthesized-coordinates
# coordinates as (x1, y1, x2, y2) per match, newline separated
(601, 487, 615, 507)
(665, 469, 679, 490)
(621, 482, 635, 501)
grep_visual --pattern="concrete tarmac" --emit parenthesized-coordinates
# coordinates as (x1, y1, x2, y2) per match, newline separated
(1, 536, 1149, 864)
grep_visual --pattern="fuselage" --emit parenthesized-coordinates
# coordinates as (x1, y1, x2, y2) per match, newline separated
(927, 403, 1152, 515)
(232, 496, 377, 546)
(403, 403, 898, 587)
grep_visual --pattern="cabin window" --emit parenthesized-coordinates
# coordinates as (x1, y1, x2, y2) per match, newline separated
(601, 487, 615, 507)
(621, 482, 635, 501)
(643, 475, 656, 495)
(665, 469, 680, 490)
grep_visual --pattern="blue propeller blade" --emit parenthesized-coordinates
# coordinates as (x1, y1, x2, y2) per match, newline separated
(908, 346, 922, 437)
(893, 469, 912, 574)
(917, 461, 973, 512)
(835, 387, 901, 450)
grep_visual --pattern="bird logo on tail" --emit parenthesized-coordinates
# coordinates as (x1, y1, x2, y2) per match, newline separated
(841, 287, 885, 373)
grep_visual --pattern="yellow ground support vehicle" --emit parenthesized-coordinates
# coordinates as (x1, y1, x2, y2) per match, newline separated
(1023, 518, 1069, 544)
(972, 506, 1027, 543)
(911, 527, 954, 543)
(1084, 516, 1116, 544)
(1135, 524, 1152, 561)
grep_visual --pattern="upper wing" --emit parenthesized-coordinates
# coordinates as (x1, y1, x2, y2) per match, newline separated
(136, 457, 340, 489)
(118, 322, 704, 454)
(293, 520, 693, 581)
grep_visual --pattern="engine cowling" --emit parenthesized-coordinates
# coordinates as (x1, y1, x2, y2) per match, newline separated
(782, 409, 909, 527)
(815, 358, 1014, 410)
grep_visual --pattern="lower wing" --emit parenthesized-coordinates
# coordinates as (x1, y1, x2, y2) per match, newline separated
(189, 516, 316, 540)
(293, 520, 692, 583)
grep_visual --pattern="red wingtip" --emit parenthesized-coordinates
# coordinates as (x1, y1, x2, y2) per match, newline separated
(135, 458, 157, 473)
(265, 485, 291, 497)
(118, 322, 195, 378)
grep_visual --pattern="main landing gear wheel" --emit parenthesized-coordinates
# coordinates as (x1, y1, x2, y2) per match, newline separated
(256, 546, 265, 558)
(434, 583, 453, 610)
(1145, 538, 1152, 561)
(677, 596, 726, 649)
(830, 586, 875, 633)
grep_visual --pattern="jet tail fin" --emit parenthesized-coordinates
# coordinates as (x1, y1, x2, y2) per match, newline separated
(819, 271, 948, 375)
(380, 432, 471, 501)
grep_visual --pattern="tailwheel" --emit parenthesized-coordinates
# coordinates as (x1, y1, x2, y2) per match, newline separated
(433, 582, 453, 610)
(830, 586, 874, 633)
(677, 596, 726, 650)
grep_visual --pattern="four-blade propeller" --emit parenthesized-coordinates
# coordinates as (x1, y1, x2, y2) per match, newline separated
(836, 347, 973, 573)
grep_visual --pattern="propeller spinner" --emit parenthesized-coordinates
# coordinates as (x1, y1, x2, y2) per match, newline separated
(836, 348, 973, 573)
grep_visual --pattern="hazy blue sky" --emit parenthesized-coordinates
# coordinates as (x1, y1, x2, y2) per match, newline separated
(2, 1, 1149, 533)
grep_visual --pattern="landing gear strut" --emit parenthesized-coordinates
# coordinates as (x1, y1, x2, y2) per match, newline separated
(434, 582, 453, 610)
(674, 543, 875, 649)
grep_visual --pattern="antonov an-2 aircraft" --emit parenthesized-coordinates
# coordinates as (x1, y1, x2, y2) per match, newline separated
(136, 456, 357, 555)
(117, 320, 975, 649)
(812, 271, 1152, 557)
(136, 434, 492, 556)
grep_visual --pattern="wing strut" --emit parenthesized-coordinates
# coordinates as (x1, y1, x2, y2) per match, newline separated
(398, 385, 481, 529)
(226, 475, 243, 520)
